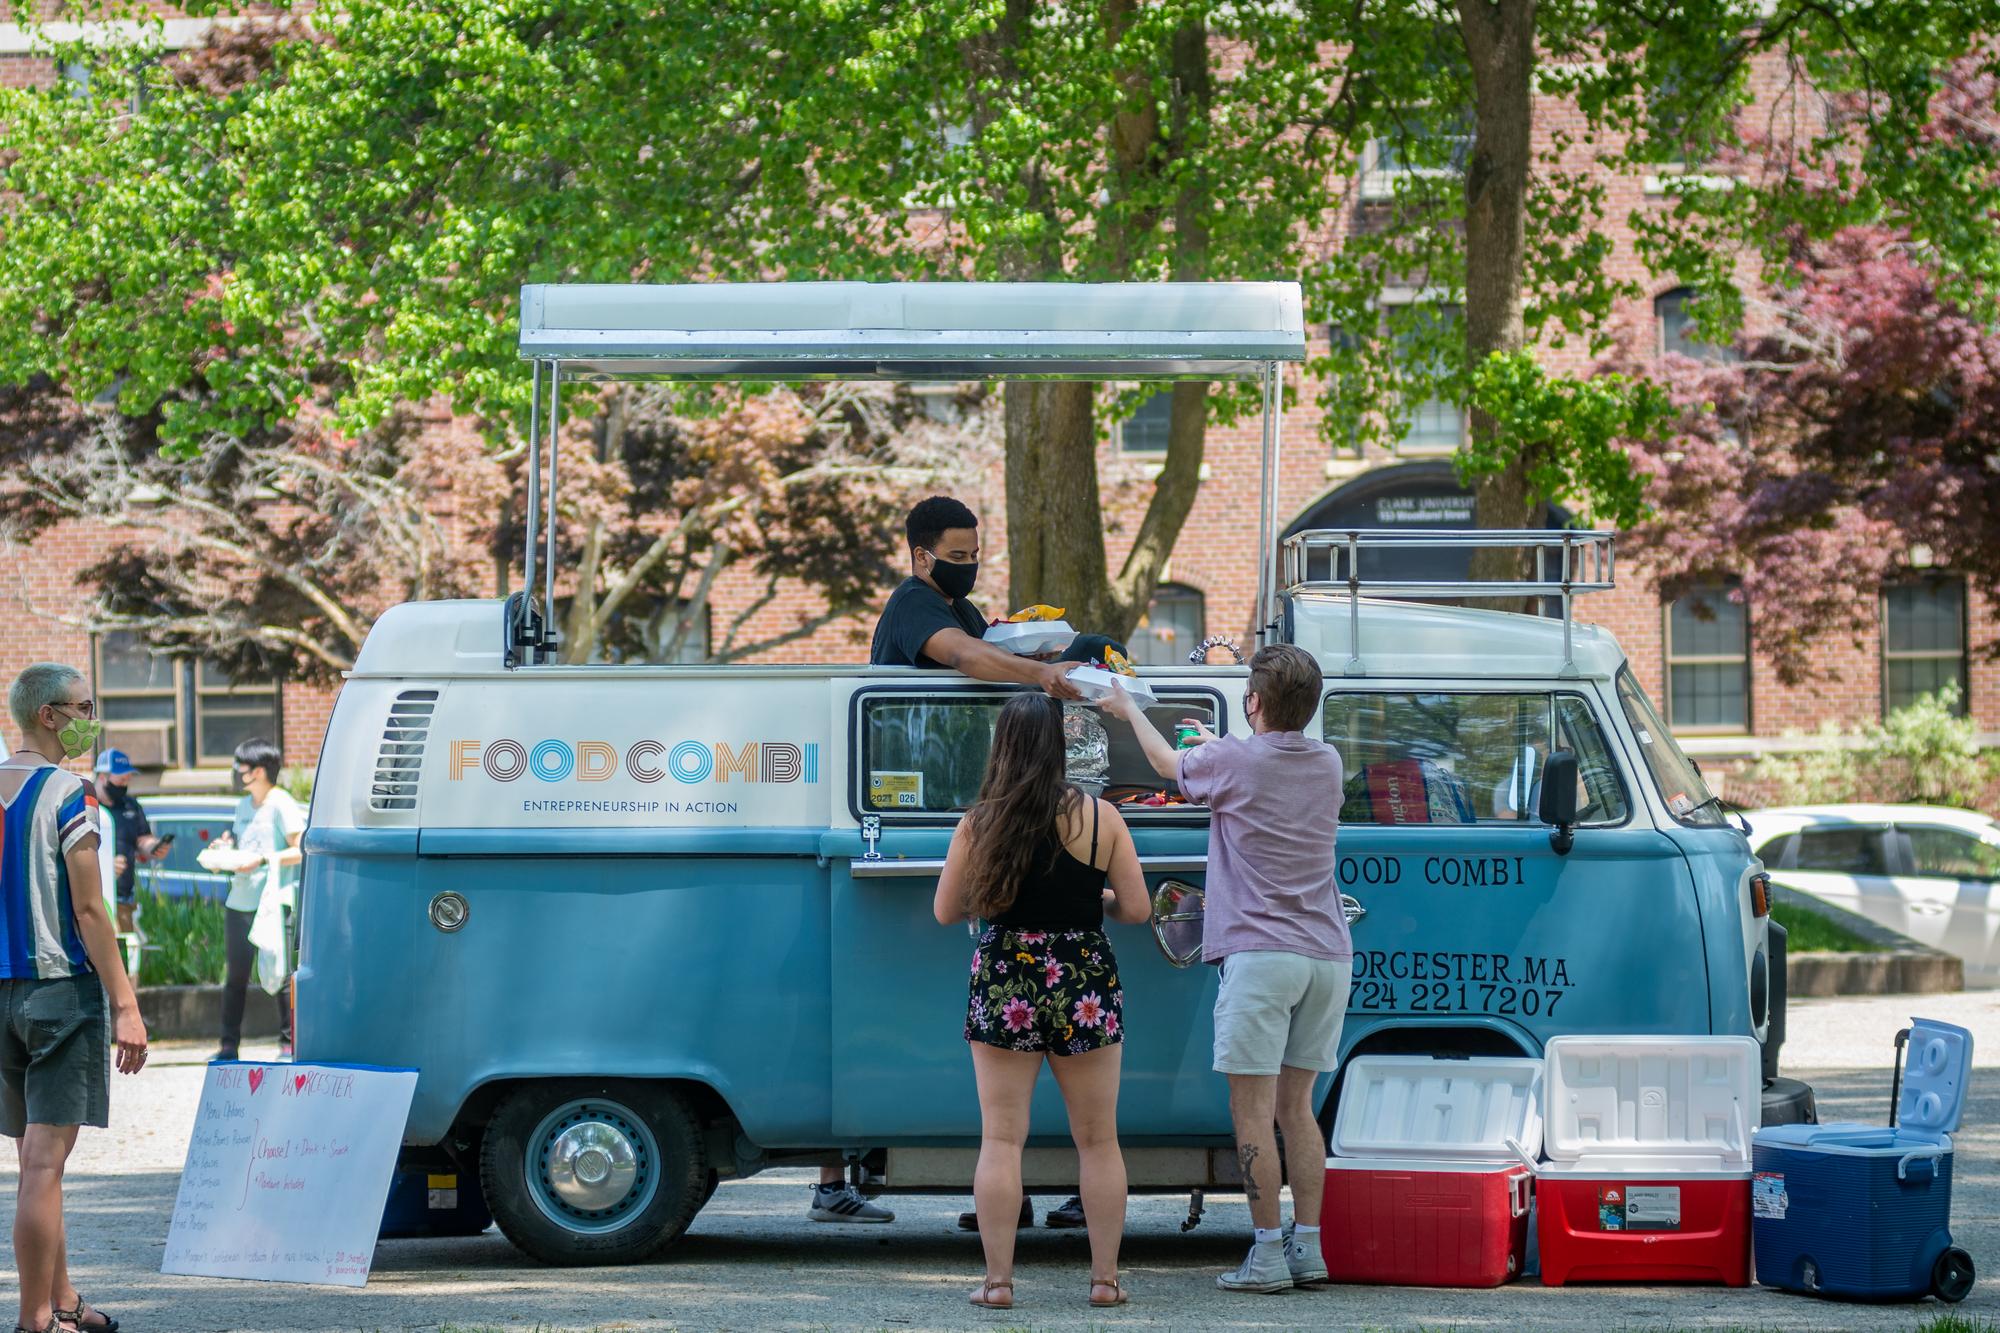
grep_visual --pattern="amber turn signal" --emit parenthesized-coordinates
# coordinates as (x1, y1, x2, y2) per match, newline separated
(1749, 871, 1771, 919)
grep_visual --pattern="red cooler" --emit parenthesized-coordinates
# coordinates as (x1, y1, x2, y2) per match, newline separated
(1321, 1055, 1543, 1287)
(1535, 1035, 1759, 1287)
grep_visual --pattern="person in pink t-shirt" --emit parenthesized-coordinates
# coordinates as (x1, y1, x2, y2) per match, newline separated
(1101, 644, 1348, 1294)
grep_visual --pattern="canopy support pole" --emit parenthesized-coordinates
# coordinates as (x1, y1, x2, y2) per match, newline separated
(1255, 360, 1282, 642)
(524, 359, 542, 624)
(544, 361, 562, 657)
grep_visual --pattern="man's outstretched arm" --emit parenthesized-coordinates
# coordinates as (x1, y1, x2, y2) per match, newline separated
(921, 628, 1084, 701)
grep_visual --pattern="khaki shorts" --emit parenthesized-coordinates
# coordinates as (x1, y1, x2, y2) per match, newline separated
(0, 974, 110, 1136)
(1212, 951, 1353, 1076)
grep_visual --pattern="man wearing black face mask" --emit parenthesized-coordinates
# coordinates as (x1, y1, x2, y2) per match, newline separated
(870, 496, 1086, 701)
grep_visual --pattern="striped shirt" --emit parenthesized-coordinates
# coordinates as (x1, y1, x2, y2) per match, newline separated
(0, 758, 99, 979)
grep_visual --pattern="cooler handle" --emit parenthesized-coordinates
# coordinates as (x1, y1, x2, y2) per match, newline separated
(1897, 1147, 1944, 1183)
(1503, 1136, 1540, 1174)
(1509, 1172, 1531, 1218)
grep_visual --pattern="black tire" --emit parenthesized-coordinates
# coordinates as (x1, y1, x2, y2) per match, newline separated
(481, 1081, 708, 1266)
(701, 1170, 720, 1207)
(1933, 1247, 1975, 1303)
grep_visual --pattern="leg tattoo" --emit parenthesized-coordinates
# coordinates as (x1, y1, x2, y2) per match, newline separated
(1238, 1144, 1261, 1203)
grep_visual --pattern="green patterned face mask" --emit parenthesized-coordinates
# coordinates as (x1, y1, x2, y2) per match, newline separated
(56, 715, 102, 759)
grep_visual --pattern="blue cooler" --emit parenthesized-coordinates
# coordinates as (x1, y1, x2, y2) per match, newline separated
(379, 1163, 493, 1239)
(1752, 1018, 1975, 1303)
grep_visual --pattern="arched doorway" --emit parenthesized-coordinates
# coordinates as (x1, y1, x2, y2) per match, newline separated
(1281, 461, 1574, 589)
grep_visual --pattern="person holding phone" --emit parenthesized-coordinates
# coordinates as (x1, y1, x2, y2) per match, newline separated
(92, 749, 164, 934)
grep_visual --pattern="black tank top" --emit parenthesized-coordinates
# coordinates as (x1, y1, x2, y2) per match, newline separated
(989, 790, 1109, 930)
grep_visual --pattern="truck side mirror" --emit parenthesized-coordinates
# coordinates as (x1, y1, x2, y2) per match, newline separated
(1539, 749, 1580, 855)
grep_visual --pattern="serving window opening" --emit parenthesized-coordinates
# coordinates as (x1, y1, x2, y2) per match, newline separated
(857, 689, 1223, 820)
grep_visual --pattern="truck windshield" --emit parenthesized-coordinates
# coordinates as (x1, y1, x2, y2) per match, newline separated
(1614, 667, 1727, 827)
(1323, 691, 1629, 826)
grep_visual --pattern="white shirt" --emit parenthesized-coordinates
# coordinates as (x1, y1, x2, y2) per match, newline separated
(225, 789, 306, 913)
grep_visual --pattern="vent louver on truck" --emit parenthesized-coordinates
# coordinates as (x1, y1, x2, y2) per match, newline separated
(370, 689, 438, 812)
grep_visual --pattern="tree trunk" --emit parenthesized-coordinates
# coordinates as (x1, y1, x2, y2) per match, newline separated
(1458, 0, 1544, 593)
(994, 8, 1215, 646)
(1003, 381, 1117, 628)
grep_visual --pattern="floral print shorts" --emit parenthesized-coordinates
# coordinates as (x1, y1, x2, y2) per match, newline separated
(965, 926, 1124, 1056)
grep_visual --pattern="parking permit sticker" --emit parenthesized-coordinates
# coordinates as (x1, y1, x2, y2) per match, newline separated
(1753, 1172, 1788, 1220)
(1623, 1186, 1682, 1231)
(868, 771, 925, 809)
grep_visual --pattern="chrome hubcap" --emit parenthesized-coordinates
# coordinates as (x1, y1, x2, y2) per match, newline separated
(546, 1120, 640, 1211)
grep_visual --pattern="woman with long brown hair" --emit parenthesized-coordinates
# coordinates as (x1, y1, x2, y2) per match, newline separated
(933, 693, 1151, 1310)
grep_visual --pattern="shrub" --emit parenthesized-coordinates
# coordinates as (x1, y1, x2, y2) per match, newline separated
(134, 887, 227, 987)
(1745, 683, 1999, 811)
(279, 765, 315, 805)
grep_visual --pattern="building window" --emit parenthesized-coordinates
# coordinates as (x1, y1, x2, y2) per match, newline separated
(1883, 577, 1967, 716)
(1362, 107, 1474, 200)
(192, 660, 281, 767)
(1656, 287, 1738, 364)
(93, 632, 282, 770)
(1128, 584, 1205, 666)
(1394, 302, 1464, 453)
(1664, 579, 1750, 732)
(95, 632, 179, 768)
(1118, 390, 1174, 453)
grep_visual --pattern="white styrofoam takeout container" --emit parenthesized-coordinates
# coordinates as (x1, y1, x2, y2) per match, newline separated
(1067, 666, 1157, 705)
(983, 619, 1077, 656)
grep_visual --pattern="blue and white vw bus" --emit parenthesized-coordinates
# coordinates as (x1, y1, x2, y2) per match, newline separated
(295, 283, 1809, 1265)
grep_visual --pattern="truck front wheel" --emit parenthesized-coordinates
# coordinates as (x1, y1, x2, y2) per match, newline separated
(481, 1081, 709, 1266)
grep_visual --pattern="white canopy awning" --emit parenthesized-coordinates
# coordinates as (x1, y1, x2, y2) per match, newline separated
(517, 281, 1305, 380)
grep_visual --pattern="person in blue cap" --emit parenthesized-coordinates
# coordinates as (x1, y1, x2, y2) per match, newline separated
(91, 749, 162, 935)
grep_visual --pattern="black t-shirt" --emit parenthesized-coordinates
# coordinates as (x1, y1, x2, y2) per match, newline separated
(100, 787, 151, 899)
(870, 577, 987, 668)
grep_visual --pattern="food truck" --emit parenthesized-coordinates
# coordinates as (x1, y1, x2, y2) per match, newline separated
(295, 282, 1812, 1265)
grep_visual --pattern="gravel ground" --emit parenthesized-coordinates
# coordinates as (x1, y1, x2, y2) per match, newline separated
(5, 994, 1996, 1332)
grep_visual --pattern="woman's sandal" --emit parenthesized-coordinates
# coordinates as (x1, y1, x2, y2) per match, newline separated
(16, 1316, 78, 1333)
(1089, 1275, 1129, 1307)
(55, 1299, 115, 1333)
(969, 1277, 1015, 1309)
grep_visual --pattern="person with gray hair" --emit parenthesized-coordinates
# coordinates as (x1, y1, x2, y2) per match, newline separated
(2, 663, 147, 1333)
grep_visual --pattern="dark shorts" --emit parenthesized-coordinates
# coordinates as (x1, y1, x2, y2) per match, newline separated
(0, 974, 110, 1136)
(965, 926, 1123, 1057)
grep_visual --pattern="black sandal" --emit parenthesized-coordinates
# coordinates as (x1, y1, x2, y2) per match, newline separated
(55, 1297, 114, 1333)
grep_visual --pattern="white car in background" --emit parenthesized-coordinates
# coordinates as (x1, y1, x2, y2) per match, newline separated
(1743, 804, 2000, 986)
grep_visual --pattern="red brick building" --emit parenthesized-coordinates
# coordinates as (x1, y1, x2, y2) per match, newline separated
(4, 16, 1993, 794)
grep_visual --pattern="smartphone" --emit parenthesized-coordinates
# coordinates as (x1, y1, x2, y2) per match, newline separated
(153, 833, 177, 850)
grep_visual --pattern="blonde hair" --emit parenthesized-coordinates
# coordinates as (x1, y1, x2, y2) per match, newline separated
(9, 663, 84, 735)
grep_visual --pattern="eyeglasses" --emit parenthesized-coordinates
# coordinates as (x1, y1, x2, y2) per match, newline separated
(52, 699, 96, 719)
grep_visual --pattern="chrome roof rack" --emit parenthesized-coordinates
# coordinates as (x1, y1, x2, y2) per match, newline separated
(1281, 528, 1615, 677)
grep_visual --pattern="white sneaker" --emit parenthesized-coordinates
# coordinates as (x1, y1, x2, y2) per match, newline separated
(1217, 1238, 1293, 1293)
(809, 1183, 895, 1223)
(1283, 1223, 1331, 1286)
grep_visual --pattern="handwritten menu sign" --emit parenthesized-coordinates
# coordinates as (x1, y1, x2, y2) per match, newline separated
(162, 1063, 418, 1287)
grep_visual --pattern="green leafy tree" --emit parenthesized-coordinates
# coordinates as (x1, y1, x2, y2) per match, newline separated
(4, 2, 1999, 637)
